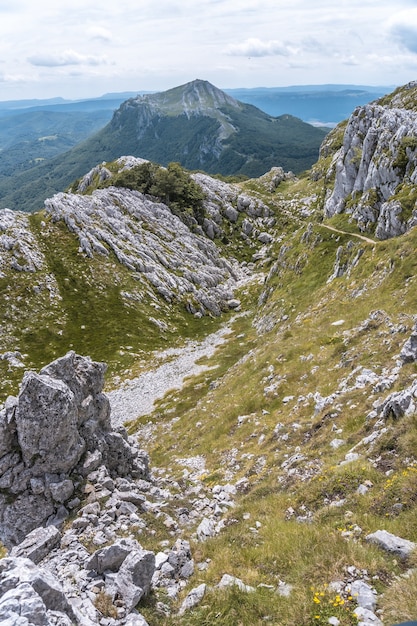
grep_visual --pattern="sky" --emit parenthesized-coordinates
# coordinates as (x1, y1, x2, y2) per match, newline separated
(1, 0, 417, 100)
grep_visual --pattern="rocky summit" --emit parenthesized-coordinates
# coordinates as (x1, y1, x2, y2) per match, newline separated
(1, 80, 417, 625)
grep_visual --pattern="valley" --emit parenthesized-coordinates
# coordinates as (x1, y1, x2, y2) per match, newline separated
(1, 81, 417, 626)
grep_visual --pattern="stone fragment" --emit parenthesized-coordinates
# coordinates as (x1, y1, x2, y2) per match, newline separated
(0, 557, 78, 622)
(0, 583, 47, 625)
(257, 232, 273, 244)
(399, 322, 417, 363)
(86, 538, 140, 574)
(365, 529, 416, 559)
(10, 527, 61, 564)
(49, 480, 74, 503)
(348, 580, 377, 611)
(218, 574, 255, 593)
(124, 614, 150, 626)
(353, 606, 383, 626)
(167, 539, 193, 579)
(330, 438, 345, 449)
(276, 580, 293, 597)
(115, 550, 155, 611)
(196, 517, 216, 541)
(178, 583, 206, 615)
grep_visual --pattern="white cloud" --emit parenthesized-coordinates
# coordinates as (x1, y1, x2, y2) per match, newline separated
(226, 38, 292, 57)
(87, 26, 113, 43)
(28, 50, 108, 67)
(0, 0, 415, 99)
(0, 72, 27, 83)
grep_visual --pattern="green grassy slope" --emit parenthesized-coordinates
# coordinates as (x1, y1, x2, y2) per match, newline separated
(122, 176, 417, 625)
(1, 129, 416, 623)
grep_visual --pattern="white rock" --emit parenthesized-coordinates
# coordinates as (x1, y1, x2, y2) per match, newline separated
(218, 574, 255, 593)
(178, 583, 206, 615)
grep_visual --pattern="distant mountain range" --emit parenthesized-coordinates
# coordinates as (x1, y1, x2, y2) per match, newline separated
(0, 84, 391, 123)
(0, 80, 327, 212)
(224, 84, 392, 126)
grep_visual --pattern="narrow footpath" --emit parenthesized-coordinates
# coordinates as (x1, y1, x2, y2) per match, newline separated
(321, 223, 377, 244)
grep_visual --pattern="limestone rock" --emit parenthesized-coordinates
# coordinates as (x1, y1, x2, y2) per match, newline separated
(10, 527, 61, 564)
(115, 549, 156, 611)
(123, 614, 150, 626)
(196, 517, 216, 541)
(86, 538, 140, 574)
(399, 321, 417, 363)
(0, 557, 79, 624)
(353, 606, 383, 626)
(378, 379, 417, 420)
(178, 583, 206, 615)
(45, 185, 243, 317)
(365, 529, 416, 559)
(347, 580, 377, 611)
(0, 352, 150, 547)
(324, 94, 417, 239)
(0, 209, 46, 275)
(16, 372, 84, 474)
(218, 574, 255, 593)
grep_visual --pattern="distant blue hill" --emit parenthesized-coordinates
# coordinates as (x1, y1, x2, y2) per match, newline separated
(224, 85, 393, 126)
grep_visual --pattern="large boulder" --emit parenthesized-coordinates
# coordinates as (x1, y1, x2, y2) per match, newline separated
(365, 530, 416, 559)
(0, 352, 150, 547)
(16, 372, 85, 474)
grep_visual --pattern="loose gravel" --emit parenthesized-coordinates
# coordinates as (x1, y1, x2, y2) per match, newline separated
(108, 322, 234, 427)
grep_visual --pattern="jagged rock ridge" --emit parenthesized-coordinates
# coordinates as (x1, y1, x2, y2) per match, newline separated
(323, 81, 417, 238)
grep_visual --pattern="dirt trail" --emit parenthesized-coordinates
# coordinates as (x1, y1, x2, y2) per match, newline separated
(321, 223, 377, 244)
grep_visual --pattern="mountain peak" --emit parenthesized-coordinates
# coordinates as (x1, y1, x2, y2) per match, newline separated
(133, 79, 241, 117)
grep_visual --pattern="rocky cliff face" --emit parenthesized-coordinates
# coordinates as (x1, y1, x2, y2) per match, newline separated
(323, 81, 417, 238)
(45, 186, 237, 317)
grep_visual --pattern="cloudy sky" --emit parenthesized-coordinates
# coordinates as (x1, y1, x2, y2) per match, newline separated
(1, 0, 417, 100)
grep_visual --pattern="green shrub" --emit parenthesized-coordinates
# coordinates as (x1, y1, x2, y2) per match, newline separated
(110, 161, 206, 226)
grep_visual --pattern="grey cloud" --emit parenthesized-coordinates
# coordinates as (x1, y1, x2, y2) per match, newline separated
(88, 27, 113, 43)
(391, 23, 417, 53)
(28, 50, 108, 67)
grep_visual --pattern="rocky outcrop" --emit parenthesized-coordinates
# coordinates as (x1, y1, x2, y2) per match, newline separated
(0, 556, 81, 625)
(75, 157, 277, 249)
(0, 351, 150, 548)
(192, 171, 274, 241)
(0, 352, 246, 623)
(45, 185, 242, 316)
(0, 209, 46, 276)
(324, 85, 417, 238)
